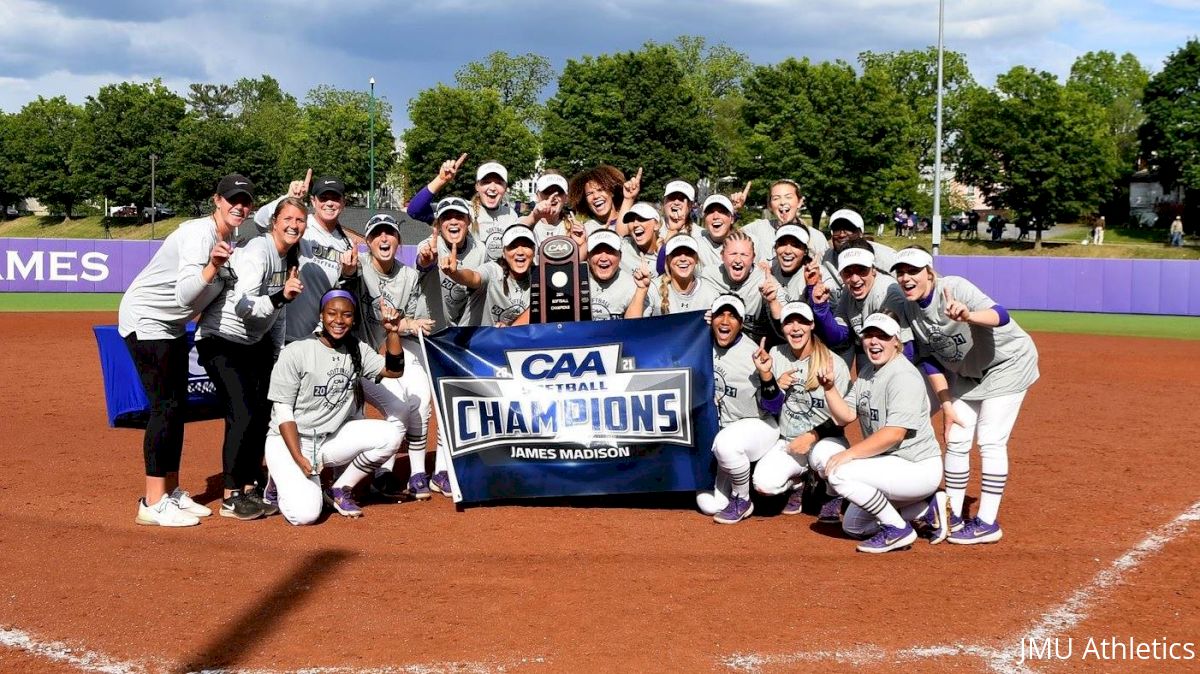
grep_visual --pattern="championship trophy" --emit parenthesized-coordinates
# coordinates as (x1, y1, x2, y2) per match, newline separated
(530, 235, 591, 323)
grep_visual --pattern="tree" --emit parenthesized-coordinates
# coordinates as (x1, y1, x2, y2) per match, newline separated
(542, 45, 718, 197)
(954, 67, 1119, 247)
(1068, 51, 1148, 172)
(455, 51, 554, 132)
(163, 116, 275, 216)
(282, 85, 396, 198)
(739, 58, 919, 225)
(858, 48, 976, 168)
(73, 79, 187, 207)
(229, 76, 302, 196)
(649, 35, 753, 181)
(0, 113, 22, 213)
(8, 97, 91, 218)
(401, 85, 538, 197)
(1139, 39, 1200, 223)
(185, 83, 235, 121)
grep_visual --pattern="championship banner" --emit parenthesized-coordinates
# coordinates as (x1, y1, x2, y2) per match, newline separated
(423, 312, 719, 503)
(93, 324, 222, 428)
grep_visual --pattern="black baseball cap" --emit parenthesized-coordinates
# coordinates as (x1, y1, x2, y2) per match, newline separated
(312, 176, 345, 198)
(216, 174, 255, 201)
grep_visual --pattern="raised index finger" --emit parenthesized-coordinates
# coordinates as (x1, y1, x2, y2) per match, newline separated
(302, 168, 313, 194)
(742, 181, 752, 198)
(635, 167, 643, 182)
(454, 153, 468, 170)
(943, 286, 953, 305)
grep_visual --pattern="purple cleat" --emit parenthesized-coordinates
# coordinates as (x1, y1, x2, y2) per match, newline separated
(947, 516, 1003, 545)
(429, 471, 452, 498)
(713, 495, 754, 524)
(915, 491, 950, 545)
(328, 487, 363, 518)
(407, 472, 432, 501)
(856, 522, 917, 554)
(817, 496, 845, 524)
(781, 489, 804, 516)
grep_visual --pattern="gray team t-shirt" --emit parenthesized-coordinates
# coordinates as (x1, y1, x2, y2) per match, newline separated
(118, 216, 227, 340)
(844, 356, 941, 463)
(642, 276, 721, 316)
(741, 219, 829, 264)
(619, 238, 660, 277)
(473, 204, 519, 261)
(268, 335, 385, 438)
(770, 347, 850, 440)
(590, 271, 637, 320)
(417, 235, 488, 329)
(701, 264, 772, 342)
(463, 261, 531, 326)
(713, 335, 771, 427)
(354, 259, 428, 351)
(832, 274, 913, 363)
(286, 224, 354, 343)
(899, 276, 1040, 401)
(196, 234, 288, 348)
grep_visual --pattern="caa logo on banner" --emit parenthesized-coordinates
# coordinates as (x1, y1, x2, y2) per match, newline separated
(1, 251, 110, 282)
(439, 343, 693, 456)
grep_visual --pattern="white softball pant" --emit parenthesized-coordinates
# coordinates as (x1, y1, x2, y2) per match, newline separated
(264, 420, 402, 526)
(810, 442, 942, 533)
(753, 436, 850, 496)
(362, 342, 432, 468)
(696, 417, 779, 513)
(944, 390, 1027, 523)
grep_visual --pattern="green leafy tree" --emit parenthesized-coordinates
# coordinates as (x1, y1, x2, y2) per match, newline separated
(185, 83, 235, 121)
(455, 51, 554, 132)
(858, 48, 975, 168)
(282, 85, 396, 199)
(1139, 39, 1200, 222)
(650, 35, 753, 181)
(739, 58, 919, 225)
(8, 96, 91, 218)
(163, 116, 276, 216)
(401, 85, 538, 197)
(954, 67, 1119, 247)
(542, 45, 718, 196)
(73, 79, 187, 207)
(0, 113, 22, 213)
(1068, 51, 1148, 172)
(229, 76, 302, 196)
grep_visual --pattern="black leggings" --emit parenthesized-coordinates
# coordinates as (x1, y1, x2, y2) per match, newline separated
(197, 335, 275, 490)
(124, 333, 189, 477)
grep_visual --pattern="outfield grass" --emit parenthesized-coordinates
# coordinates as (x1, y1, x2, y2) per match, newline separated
(2, 293, 1196, 340)
(0, 215, 186, 240)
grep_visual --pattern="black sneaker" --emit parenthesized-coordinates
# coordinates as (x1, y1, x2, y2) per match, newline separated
(370, 470, 407, 500)
(220, 490, 264, 520)
(244, 486, 279, 517)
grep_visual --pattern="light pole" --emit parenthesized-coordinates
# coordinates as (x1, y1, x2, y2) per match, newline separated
(931, 0, 946, 256)
(150, 153, 157, 240)
(369, 77, 376, 210)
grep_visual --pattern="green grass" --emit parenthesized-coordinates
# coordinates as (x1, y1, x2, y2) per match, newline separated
(2, 293, 1196, 340)
(0, 293, 122, 312)
(0, 215, 186, 240)
(1011, 310, 1200, 341)
(871, 231, 1199, 260)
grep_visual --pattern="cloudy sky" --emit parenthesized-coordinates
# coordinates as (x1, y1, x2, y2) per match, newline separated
(1, 0, 1197, 129)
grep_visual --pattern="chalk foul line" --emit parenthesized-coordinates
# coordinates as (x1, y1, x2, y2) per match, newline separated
(720, 498, 1200, 674)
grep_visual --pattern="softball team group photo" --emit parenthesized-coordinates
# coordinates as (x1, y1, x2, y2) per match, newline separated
(118, 157, 1038, 554)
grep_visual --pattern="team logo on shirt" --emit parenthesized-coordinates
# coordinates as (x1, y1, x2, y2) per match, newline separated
(439, 344, 691, 456)
(856, 389, 877, 422)
(485, 231, 503, 259)
(927, 324, 968, 362)
(313, 368, 353, 409)
(785, 387, 824, 416)
(493, 301, 528, 325)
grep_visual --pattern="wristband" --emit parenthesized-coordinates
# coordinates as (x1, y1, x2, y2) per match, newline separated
(385, 350, 404, 372)
(270, 290, 290, 307)
(760, 377, 780, 400)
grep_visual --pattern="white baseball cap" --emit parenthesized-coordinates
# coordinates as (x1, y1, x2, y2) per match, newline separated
(774, 224, 810, 246)
(622, 202, 661, 223)
(836, 247, 876, 273)
(664, 234, 699, 256)
(709, 294, 746, 319)
(702, 194, 734, 214)
(861, 313, 902, 338)
(891, 248, 934, 272)
(828, 208, 865, 232)
(587, 229, 623, 253)
(500, 225, 536, 248)
(535, 174, 568, 195)
(663, 180, 696, 201)
(434, 197, 471, 219)
(476, 162, 508, 183)
(779, 301, 814, 323)
(364, 213, 400, 238)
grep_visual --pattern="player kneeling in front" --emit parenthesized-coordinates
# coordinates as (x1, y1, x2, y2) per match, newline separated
(264, 290, 405, 524)
(811, 313, 949, 553)
(696, 295, 781, 524)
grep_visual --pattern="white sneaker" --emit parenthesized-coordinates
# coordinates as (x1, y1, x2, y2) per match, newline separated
(170, 487, 212, 517)
(136, 496, 200, 527)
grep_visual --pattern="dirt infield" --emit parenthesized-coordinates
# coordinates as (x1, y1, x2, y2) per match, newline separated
(1, 312, 1198, 673)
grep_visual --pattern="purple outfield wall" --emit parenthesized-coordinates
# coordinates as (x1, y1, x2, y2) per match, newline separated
(1, 238, 1197, 316)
